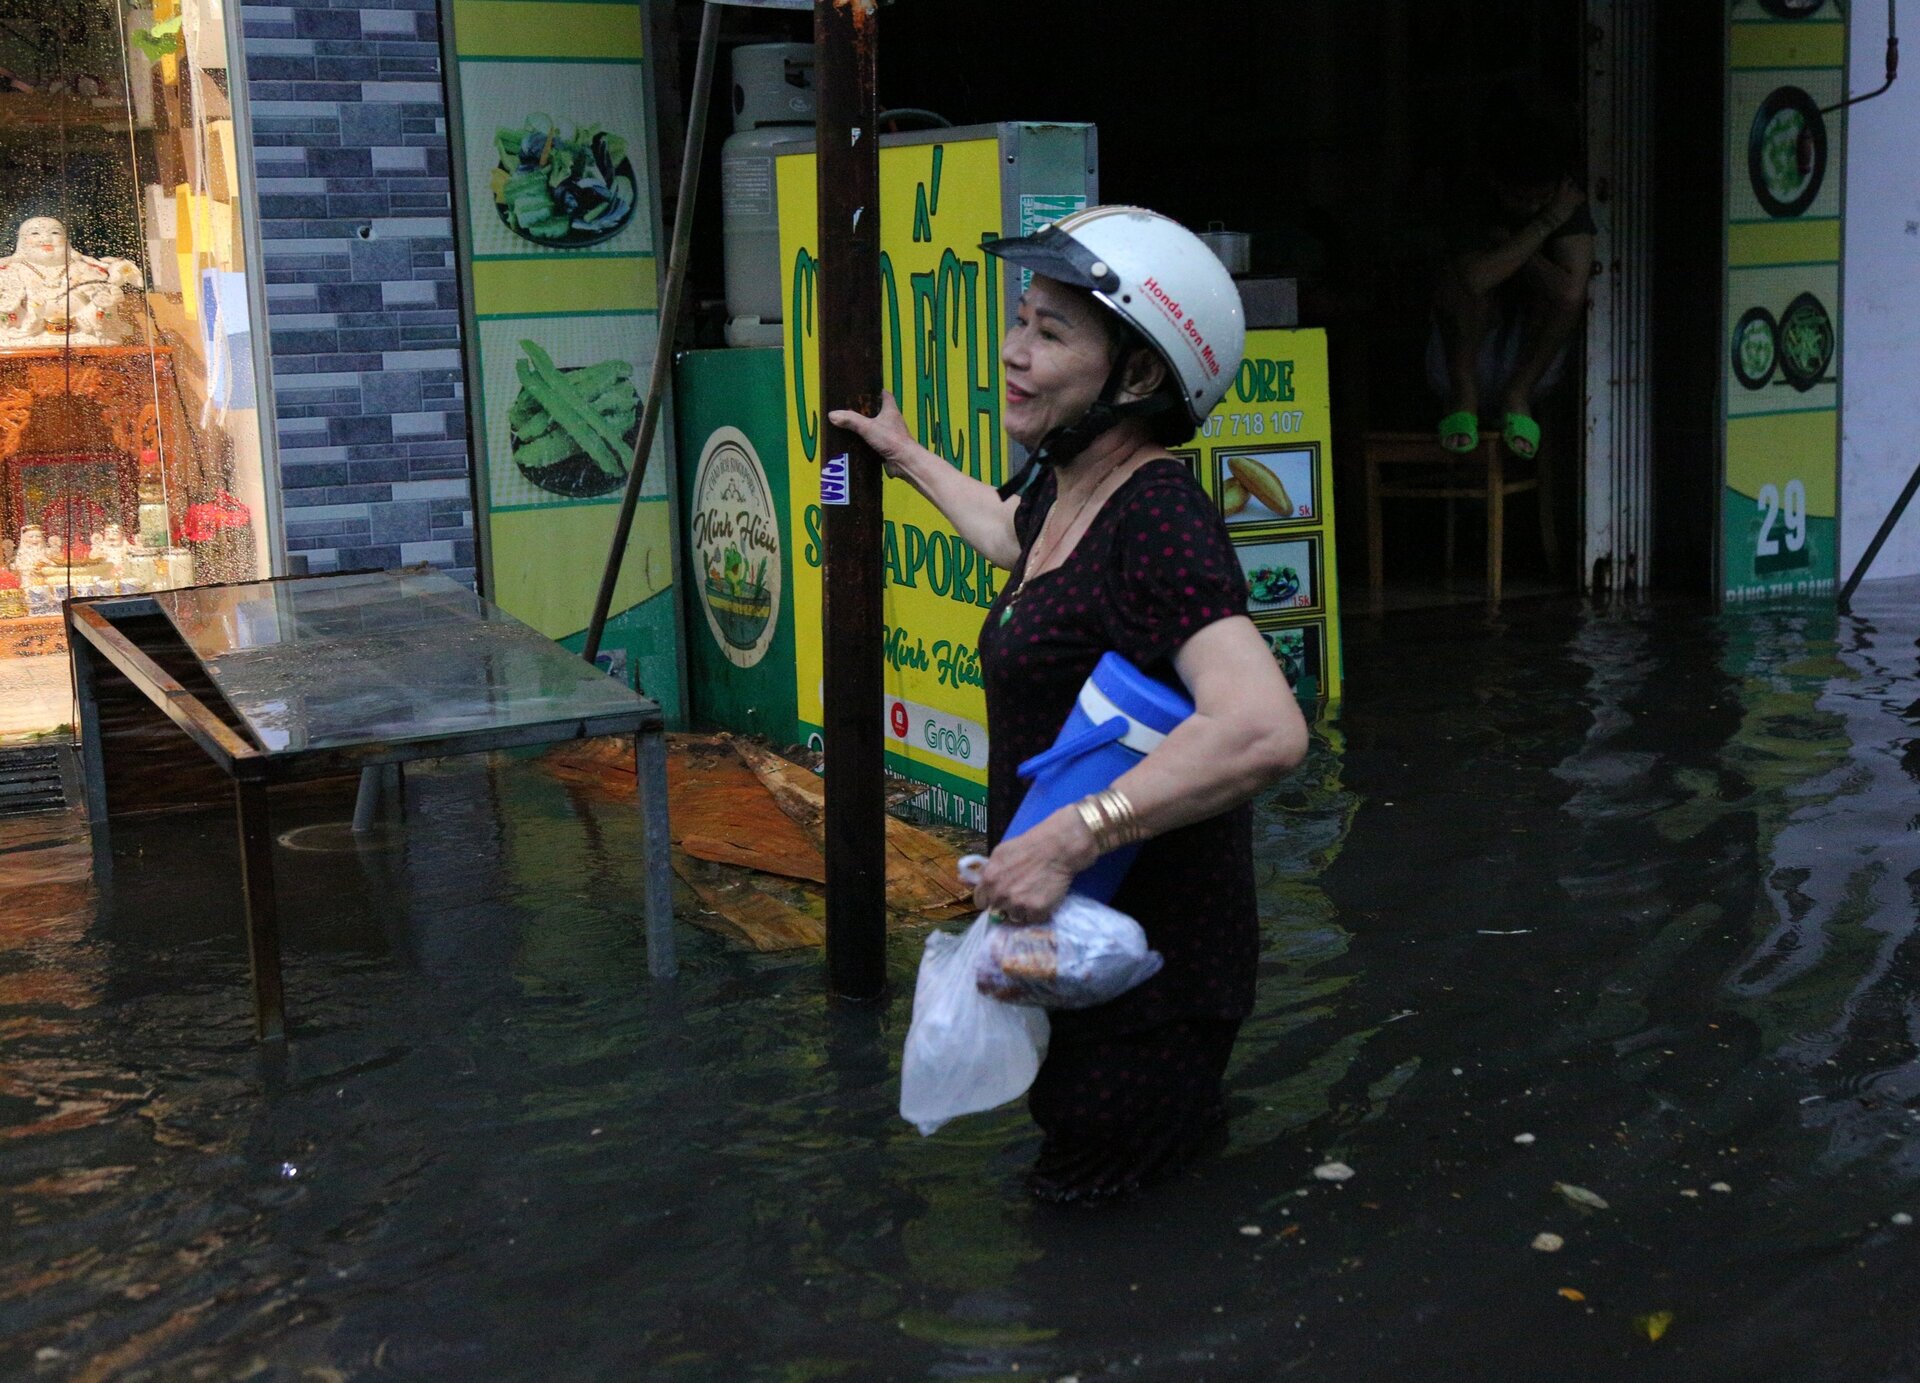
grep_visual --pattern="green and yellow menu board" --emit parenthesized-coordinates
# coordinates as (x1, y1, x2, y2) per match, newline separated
(445, 0, 681, 716)
(1722, 0, 1848, 604)
(1180, 327, 1343, 703)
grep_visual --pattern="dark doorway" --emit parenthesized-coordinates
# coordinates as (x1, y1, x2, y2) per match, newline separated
(1650, 3, 1728, 595)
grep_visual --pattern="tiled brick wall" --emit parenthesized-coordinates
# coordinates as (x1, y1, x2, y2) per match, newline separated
(240, 0, 476, 584)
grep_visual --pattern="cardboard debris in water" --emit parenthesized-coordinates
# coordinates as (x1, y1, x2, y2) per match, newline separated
(543, 735, 974, 950)
(728, 739, 974, 917)
(671, 850, 826, 952)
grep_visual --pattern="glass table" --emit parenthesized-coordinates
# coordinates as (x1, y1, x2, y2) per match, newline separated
(66, 569, 672, 1039)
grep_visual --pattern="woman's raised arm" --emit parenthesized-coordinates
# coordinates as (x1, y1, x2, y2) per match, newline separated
(828, 392, 1023, 570)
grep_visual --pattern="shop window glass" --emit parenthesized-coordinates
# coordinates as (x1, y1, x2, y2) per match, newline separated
(1, 0, 272, 741)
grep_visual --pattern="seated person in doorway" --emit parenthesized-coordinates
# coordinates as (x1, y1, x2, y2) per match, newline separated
(1429, 119, 1594, 460)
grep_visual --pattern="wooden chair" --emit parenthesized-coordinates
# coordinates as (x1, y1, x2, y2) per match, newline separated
(1362, 430, 1556, 606)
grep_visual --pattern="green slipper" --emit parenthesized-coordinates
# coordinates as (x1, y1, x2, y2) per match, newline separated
(1501, 411, 1541, 459)
(1438, 410, 1478, 454)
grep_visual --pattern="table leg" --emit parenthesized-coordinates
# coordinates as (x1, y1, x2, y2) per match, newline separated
(67, 621, 111, 833)
(234, 779, 287, 1040)
(634, 728, 676, 978)
(351, 766, 381, 833)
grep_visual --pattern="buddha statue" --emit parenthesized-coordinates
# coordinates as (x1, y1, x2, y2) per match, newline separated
(94, 521, 129, 573)
(12, 523, 48, 583)
(0, 216, 145, 350)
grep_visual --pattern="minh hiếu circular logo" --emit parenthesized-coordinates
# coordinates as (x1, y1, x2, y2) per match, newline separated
(690, 426, 781, 668)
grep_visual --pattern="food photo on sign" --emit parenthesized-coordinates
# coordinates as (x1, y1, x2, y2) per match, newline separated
(490, 115, 639, 248)
(1257, 618, 1325, 701)
(1746, 84, 1828, 218)
(1215, 446, 1317, 527)
(506, 340, 641, 499)
(1237, 535, 1320, 613)
(1724, 262, 1840, 411)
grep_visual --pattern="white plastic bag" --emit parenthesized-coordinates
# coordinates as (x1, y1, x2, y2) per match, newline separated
(899, 911, 1050, 1136)
(956, 855, 1164, 1010)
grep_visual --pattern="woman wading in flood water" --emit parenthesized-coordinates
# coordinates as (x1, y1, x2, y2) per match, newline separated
(831, 206, 1308, 1203)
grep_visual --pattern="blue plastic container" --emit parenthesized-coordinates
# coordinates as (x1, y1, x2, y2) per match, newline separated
(1003, 652, 1194, 902)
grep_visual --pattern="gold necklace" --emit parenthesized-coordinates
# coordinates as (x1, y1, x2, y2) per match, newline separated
(997, 460, 1126, 627)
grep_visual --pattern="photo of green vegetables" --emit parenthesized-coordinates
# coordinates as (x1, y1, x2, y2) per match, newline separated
(1248, 565, 1303, 606)
(1267, 628, 1306, 686)
(1776, 292, 1835, 392)
(1729, 293, 1834, 395)
(507, 340, 641, 499)
(1746, 86, 1826, 218)
(491, 115, 638, 248)
(1731, 306, 1779, 390)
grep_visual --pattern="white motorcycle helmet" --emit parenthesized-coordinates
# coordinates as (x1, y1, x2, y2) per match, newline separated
(984, 205, 1246, 465)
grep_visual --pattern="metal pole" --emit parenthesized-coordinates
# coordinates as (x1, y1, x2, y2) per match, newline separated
(1838, 457, 1920, 612)
(815, 0, 887, 1002)
(583, 0, 723, 664)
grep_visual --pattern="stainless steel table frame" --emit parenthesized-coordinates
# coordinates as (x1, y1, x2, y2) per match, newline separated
(65, 570, 674, 1041)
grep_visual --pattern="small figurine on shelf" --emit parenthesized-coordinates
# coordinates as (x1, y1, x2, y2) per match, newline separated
(95, 521, 129, 576)
(12, 523, 47, 585)
(0, 216, 146, 350)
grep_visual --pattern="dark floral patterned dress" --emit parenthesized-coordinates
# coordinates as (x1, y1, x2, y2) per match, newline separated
(979, 457, 1256, 1202)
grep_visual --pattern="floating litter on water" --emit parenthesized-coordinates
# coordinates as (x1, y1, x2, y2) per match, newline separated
(1313, 1161, 1355, 1182)
(1532, 1233, 1565, 1252)
(1553, 1181, 1609, 1211)
(1239, 1225, 1262, 1236)
(1514, 1133, 1536, 1145)
(1893, 1212, 1914, 1227)
(1709, 1182, 1732, 1193)
(279, 1162, 300, 1180)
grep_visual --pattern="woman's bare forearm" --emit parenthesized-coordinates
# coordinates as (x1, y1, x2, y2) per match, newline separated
(1006, 618, 1309, 883)
(891, 442, 1022, 569)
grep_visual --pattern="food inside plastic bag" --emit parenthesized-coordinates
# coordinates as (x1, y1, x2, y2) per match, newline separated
(958, 856, 1165, 1010)
(899, 911, 1050, 1137)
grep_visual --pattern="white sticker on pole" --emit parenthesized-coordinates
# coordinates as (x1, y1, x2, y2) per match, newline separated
(821, 452, 850, 505)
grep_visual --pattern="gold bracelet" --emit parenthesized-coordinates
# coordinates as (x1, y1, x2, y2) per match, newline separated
(1075, 793, 1121, 854)
(1097, 788, 1144, 847)
(1073, 789, 1135, 852)
(1075, 796, 1108, 847)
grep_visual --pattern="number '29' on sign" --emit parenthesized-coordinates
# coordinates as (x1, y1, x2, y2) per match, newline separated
(1754, 478, 1809, 576)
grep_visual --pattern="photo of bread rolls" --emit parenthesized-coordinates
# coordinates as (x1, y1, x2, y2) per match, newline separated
(1221, 478, 1248, 516)
(1227, 455, 1295, 519)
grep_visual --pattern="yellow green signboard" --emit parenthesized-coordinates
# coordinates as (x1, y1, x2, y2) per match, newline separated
(1179, 327, 1343, 702)
(445, 0, 682, 716)
(779, 131, 1015, 828)
(1722, 0, 1847, 603)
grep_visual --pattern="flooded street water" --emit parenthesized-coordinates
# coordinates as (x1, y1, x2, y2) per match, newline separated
(5, 584, 1920, 1381)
